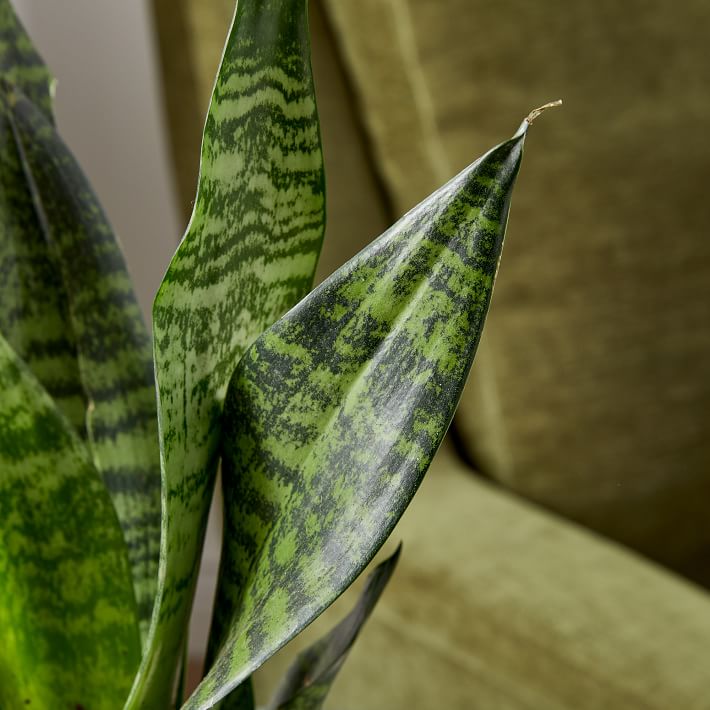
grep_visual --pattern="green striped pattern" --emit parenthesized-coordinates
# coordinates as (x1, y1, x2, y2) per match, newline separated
(267, 548, 400, 710)
(5, 83, 161, 644)
(0, 332, 140, 709)
(0, 0, 52, 119)
(0, 1, 85, 436)
(185, 124, 529, 709)
(127, 0, 325, 705)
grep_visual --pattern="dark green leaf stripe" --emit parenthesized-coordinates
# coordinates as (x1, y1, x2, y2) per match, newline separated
(0, 0, 52, 120)
(0, 13, 85, 437)
(0, 332, 140, 709)
(185, 121, 531, 709)
(5, 84, 161, 644)
(218, 681, 256, 710)
(267, 548, 400, 710)
(127, 0, 325, 705)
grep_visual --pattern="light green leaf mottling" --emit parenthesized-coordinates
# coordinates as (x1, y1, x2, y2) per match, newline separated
(0, 0, 52, 119)
(185, 121, 530, 709)
(0, 332, 140, 709)
(267, 548, 400, 710)
(127, 0, 325, 706)
(0, 1, 86, 437)
(4, 82, 161, 645)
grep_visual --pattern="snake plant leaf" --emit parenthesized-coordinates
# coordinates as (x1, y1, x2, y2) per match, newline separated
(5, 83, 161, 644)
(127, 0, 325, 705)
(185, 113, 540, 709)
(267, 547, 400, 710)
(0, 0, 52, 119)
(0, 332, 141, 709)
(0, 16, 86, 436)
(173, 640, 189, 710)
(217, 681, 256, 710)
(0, 0, 85, 443)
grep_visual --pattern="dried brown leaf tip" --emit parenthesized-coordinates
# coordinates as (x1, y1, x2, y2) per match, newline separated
(526, 99, 563, 125)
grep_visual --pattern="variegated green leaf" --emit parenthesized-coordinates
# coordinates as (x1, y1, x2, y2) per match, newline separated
(5, 82, 161, 644)
(0, 332, 141, 709)
(0, 0, 52, 119)
(217, 680, 256, 710)
(185, 114, 543, 709)
(0, 2, 85, 436)
(173, 640, 189, 710)
(127, 0, 325, 705)
(267, 547, 400, 710)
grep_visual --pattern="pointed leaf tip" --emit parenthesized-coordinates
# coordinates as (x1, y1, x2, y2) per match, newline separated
(0, 0, 54, 119)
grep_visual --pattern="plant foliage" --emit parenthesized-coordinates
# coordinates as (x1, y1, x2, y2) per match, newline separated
(0, 0, 548, 707)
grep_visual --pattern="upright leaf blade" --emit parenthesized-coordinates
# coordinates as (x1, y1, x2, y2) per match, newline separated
(6, 83, 161, 644)
(0, 332, 141, 709)
(185, 120, 532, 709)
(267, 547, 400, 710)
(0, 4, 85, 436)
(0, 0, 52, 119)
(128, 0, 325, 705)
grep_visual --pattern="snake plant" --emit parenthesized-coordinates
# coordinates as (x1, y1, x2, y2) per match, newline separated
(0, 0, 557, 707)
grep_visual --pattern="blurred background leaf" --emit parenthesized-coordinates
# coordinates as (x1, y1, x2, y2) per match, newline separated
(6, 64, 162, 649)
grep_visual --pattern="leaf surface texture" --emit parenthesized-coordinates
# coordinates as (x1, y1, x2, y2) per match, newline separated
(0, 333, 141, 709)
(268, 548, 400, 710)
(6, 84, 162, 644)
(186, 122, 528, 709)
(128, 0, 325, 705)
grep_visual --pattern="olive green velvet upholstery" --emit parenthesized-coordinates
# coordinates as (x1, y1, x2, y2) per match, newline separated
(150, 0, 710, 706)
